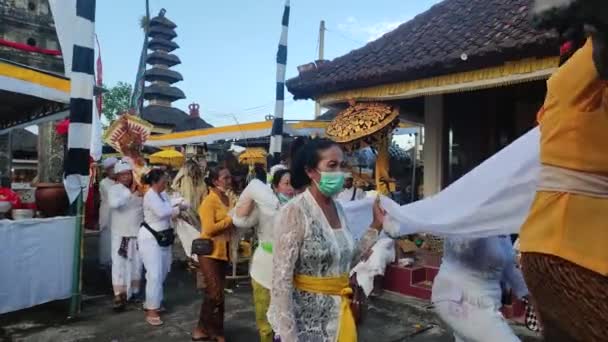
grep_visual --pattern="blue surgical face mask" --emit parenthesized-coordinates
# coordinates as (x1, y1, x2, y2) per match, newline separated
(314, 171, 345, 197)
(277, 193, 292, 204)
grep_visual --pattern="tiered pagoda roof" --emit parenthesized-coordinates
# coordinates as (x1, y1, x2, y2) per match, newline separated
(141, 9, 213, 132)
(144, 84, 185, 102)
(149, 15, 177, 29)
(148, 38, 179, 52)
(148, 25, 177, 41)
(146, 51, 181, 67)
(144, 67, 183, 84)
(142, 8, 188, 129)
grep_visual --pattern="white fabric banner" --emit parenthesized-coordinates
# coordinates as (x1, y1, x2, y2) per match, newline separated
(90, 102, 103, 161)
(342, 127, 540, 240)
(0, 217, 77, 314)
(48, 0, 76, 78)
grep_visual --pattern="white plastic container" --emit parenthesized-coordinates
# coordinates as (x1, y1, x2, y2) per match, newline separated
(12, 209, 35, 220)
(0, 201, 12, 216)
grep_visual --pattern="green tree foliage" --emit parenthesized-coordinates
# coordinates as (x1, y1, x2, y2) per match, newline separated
(101, 82, 132, 127)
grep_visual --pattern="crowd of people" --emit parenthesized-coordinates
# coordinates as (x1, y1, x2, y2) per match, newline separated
(96, 137, 386, 342)
(93, 23, 607, 342)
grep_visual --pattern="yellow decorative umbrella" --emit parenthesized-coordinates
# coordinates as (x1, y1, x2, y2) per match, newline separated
(149, 149, 185, 168)
(238, 148, 267, 166)
(326, 102, 400, 195)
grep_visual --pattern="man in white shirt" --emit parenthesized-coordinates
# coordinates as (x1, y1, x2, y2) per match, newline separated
(337, 173, 366, 202)
(98, 157, 117, 268)
(108, 160, 144, 311)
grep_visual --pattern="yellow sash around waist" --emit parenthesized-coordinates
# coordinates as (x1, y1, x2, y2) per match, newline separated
(294, 274, 356, 342)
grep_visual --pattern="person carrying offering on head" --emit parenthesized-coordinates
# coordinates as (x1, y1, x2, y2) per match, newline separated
(108, 159, 144, 311)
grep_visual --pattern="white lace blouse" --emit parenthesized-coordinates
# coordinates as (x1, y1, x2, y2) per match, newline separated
(268, 189, 378, 342)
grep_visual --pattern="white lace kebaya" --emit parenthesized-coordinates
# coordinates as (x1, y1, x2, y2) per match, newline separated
(268, 189, 378, 342)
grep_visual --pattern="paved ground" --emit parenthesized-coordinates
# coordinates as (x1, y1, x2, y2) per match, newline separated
(0, 235, 541, 342)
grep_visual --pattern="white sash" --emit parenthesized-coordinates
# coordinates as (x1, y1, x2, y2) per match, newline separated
(538, 165, 608, 198)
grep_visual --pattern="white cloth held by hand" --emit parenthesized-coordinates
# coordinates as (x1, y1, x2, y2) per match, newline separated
(350, 238, 396, 296)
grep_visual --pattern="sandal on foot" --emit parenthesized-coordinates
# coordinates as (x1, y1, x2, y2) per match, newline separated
(191, 328, 212, 341)
(112, 295, 126, 312)
(145, 315, 163, 326)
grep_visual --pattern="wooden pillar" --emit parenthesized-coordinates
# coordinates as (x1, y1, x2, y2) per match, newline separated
(423, 95, 444, 197)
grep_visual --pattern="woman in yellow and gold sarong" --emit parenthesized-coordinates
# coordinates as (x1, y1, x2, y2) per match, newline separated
(267, 139, 384, 342)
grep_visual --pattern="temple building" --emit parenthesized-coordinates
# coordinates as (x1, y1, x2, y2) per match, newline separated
(288, 0, 557, 197)
(0, 0, 63, 73)
(0, 0, 67, 189)
(286, 0, 558, 308)
(142, 9, 211, 134)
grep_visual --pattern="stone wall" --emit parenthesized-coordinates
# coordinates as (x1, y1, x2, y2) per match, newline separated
(0, 0, 63, 74)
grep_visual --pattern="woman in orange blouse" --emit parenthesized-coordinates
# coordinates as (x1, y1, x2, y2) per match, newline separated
(519, 24, 608, 341)
(192, 166, 234, 342)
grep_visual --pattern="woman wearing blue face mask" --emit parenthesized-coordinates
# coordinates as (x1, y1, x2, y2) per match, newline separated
(232, 166, 294, 342)
(268, 138, 385, 342)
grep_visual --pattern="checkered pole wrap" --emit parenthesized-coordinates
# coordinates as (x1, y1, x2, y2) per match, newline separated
(268, 0, 290, 166)
(63, 0, 96, 203)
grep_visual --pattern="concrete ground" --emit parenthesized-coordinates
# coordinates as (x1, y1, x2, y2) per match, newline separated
(0, 235, 542, 342)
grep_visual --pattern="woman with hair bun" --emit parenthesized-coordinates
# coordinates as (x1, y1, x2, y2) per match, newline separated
(138, 169, 188, 326)
(192, 166, 234, 342)
(268, 138, 385, 342)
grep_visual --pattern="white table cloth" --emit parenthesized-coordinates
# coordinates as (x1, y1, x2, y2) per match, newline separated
(0, 216, 77, 314)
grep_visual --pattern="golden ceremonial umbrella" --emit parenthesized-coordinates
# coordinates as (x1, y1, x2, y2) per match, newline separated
(238, 148, 268, 167)
(326, 102, 400, 195)
(149, 149, 186, 168)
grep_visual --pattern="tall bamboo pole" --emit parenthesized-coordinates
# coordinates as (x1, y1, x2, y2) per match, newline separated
(68, 192, 84, 317)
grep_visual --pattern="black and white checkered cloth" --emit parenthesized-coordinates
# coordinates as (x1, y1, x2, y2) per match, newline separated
(524, 297, 542, 332)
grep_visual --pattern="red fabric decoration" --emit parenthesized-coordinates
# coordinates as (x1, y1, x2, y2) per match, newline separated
(95, 35, 103, 115)
(56, 119, 70, 135)
(560, 41, 574, 56)
(0, 188, 23, 209)
(0, 38, 62, 56)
